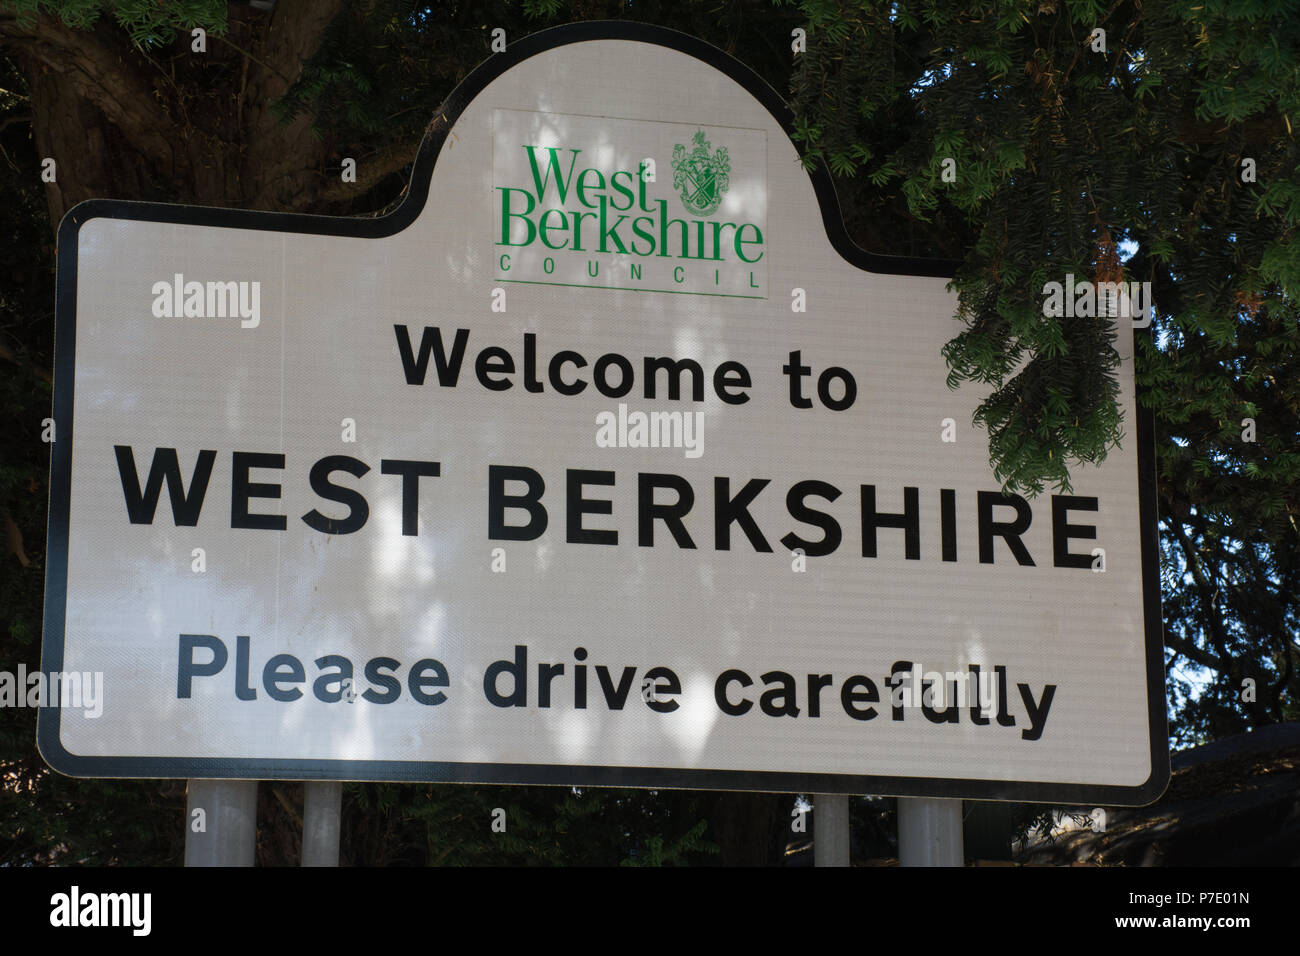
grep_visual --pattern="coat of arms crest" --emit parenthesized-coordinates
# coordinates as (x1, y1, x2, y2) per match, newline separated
(671, 130, 730, 217)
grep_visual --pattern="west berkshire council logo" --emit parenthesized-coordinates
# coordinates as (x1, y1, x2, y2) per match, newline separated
(672, 130, 730, 217)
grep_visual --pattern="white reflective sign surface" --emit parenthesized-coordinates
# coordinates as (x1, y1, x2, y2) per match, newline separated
(42, 28, 1166, 803)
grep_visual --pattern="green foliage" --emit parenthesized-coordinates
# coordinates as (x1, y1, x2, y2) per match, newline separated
(781, 0, 1299, 499)
(523, 0, 565, 17)
(343, 783, 718, 866)
(1, 0, 228, 45)
(1144, 290, 1300, 742)
(620, 819, 714, 866)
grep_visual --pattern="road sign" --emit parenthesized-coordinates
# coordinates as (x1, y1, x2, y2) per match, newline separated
(41, 22, 1167, 804)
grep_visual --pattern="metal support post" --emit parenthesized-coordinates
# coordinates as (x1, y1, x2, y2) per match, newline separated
(302, 781, 342, 867)
(185, 779, 258, 867)
(898, 797, 964, 866)
(814, 793, 851, 866)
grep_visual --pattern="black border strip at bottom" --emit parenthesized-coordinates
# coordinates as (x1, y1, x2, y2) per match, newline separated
(32, 742, 1167, 806)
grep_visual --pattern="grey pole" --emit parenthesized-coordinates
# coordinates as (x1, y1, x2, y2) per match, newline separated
(897, 797, 964, 866)
(814, 793, 851, 866)
(185, 779, 258, 867)
(302, 781, 342, 867)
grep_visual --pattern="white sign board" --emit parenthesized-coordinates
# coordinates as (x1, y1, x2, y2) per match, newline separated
(42, 23, 1167, 803)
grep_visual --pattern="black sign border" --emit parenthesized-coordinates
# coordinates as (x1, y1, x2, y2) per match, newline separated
(40, 20, 1169, 805)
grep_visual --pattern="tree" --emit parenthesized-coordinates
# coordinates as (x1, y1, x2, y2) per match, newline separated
(779, 0, 1299, 739)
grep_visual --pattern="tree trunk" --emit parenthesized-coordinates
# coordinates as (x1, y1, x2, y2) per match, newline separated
(2, 2, 345, 228)
(710, 792, 789, 866)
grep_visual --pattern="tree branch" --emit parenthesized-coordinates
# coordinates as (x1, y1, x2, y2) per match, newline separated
(249, 0, 343, 106)
(239, 0, 344, 210)
(0, 13, 175, 169)
(317, 141, 417, 204)
(1164, 629, 1225, 673)
(211, 31, 292, 86)
(1168, 506, 1235, 666)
